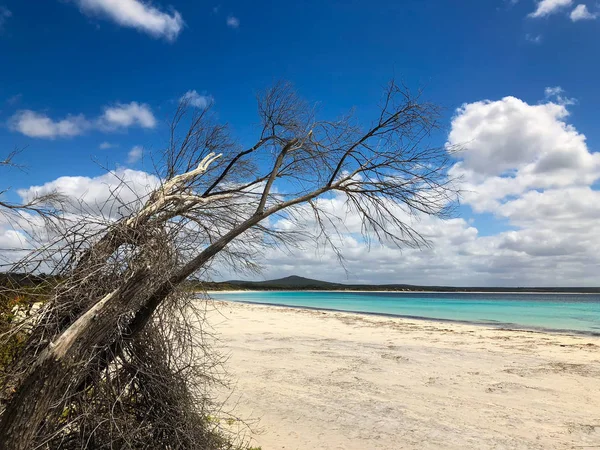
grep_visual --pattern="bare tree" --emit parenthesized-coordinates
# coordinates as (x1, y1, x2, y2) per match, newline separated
(0, 80, 457, 449)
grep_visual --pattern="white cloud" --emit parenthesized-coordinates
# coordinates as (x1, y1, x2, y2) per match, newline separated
(496, 187, 600, 228)
(446, 94, 599, 214)
(180, 90, 213, 109)
(544, 86, 563, 97)
(18, 169, 159, 219)
(1, 168, 161, 269)
(570, 4, 597, 20)
(529, 0, 573, 17)
(231, 186, 600, 286)
(544, 86, 576, 105)
(99, 141, 117, 149)
(221, 193, 483, 286)
(9, 102, 156, 139)
(74, 0, 184, 41)
(226, 16, 240, 28)
(525, 33, 543, 43)
(231, 195, 567, 286)
(418, 91, 600, 286)
(9, 111, 90, 139)
(99, 102, 156, 130)
(127, 145, 143, 164)
(0, 225, 31, 269)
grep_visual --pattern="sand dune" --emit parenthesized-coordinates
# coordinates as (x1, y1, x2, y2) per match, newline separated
(209, 301, 600, 450)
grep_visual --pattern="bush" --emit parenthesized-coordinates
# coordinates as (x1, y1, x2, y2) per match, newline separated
(0, 282, 50, 373)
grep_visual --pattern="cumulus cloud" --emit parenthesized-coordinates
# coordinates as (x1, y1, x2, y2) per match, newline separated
(180, 90, 213, 109)
(1, 168, 161, 269)
(9, 102, 156, 139)
(496, 187, 600, 228)
(74, 0, 184, 41)
(230, 192, 481, 285)
(233, 186, 600, 286)
(99, 102, 156, 130)
(446, 94, 599, 212)
(127, 145, 143, 164)
(18, 169, 159, 219)
(9, 111, 90, 139)
(529, 0, 573, 17)
(226, 16, 240, 28)
(428, 91, 600, 285)
(570, 4, 597, 20)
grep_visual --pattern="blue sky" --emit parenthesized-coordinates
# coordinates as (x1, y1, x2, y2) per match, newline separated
(1, 0, 599, 285)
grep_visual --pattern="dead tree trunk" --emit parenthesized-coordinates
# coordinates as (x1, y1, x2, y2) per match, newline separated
(0, 212, 265, 449)
(0, 271, 150, 449)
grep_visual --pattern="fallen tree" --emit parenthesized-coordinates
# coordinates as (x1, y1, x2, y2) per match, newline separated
(0, 81, 458, 449)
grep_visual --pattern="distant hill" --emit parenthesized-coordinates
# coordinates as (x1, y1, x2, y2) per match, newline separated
(198, 275, 600, 293)
(227, 275, 344, 289)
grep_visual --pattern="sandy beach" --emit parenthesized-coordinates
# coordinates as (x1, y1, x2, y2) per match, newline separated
(209, 301, 600, 450)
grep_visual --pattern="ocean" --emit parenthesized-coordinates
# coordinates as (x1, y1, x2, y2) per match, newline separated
(209, 291, 600, 334)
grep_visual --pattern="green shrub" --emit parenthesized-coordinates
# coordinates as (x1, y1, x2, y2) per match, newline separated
(0, 281, 52, 374)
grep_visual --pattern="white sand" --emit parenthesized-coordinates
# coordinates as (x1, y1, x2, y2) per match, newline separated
(209, 301, 600, 450)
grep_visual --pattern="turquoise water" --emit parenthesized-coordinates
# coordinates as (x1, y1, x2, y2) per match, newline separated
(210, 291, 600, 334)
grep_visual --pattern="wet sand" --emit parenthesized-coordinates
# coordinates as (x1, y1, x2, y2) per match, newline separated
(209, 301, 600, 450)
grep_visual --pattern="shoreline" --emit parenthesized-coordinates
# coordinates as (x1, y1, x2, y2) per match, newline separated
(207, 289, 600, 295)
(211, 298, 600, 337)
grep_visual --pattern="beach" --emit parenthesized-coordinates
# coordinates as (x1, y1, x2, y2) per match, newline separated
(209, 300, 600, 450)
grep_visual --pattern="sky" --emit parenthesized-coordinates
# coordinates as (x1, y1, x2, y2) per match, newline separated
(1, 0, 599, 286)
